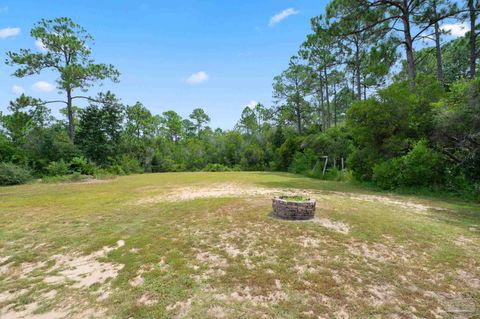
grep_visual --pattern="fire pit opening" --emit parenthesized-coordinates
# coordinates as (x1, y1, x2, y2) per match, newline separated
(272, 195, 316, 220)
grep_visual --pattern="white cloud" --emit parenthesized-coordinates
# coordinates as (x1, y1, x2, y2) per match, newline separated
(0, 27, 20, 39)
(32, 81, 54, 92)
(269, 8, 299, 27)
(186, 71, 208, 84)
(442, 22, 468, 37)
(11, 85, 24, 95)
(246, 100, 258, 108)
(35, 39, 48, 52)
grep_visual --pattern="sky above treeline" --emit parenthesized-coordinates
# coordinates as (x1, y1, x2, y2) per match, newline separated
(0, 1, 468, 129)
(0, 0, 329, 129)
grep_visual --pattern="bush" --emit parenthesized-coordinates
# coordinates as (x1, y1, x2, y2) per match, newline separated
(114, 155, 143, 174)
(277, 137, 302, 170)
(69, 156, 97, 175)
(289, 149, 317, 174)
(46, 160, 70, 176)
(372, 159, 402, 190)
(372, 140, 445, 189)
(400, 140, 445, 187)
(0, 163, 32, 185)
(202, 163, 231, 172)
(347, 147, 379, 181)
(106, 164, 125, 175)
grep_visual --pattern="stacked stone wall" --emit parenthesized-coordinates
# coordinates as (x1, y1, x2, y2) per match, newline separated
(272, 197, 316, 220)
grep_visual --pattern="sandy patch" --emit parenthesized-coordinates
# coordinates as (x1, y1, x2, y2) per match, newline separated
(328, 192, 439, 213)
(347, 241, 414, 264)
(0, 256, 12, 275)
(135, 183, 307, 204)
(367, 284, 397, 307)
(207, 305, 228, 318)
(44, 240, 125, 288)
(229, 286, 288, 306)
(0, 302, 68, 319)
(167, 298, 193, 318)
(0, 289, 29, 304)
(137, 293, 157, 306)
(310, 218, 350, 234)
(196, 252, 228, 268)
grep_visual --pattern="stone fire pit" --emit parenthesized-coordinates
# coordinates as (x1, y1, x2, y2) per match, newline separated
(272, 196, 316, 220)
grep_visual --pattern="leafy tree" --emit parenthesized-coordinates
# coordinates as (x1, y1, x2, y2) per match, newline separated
(75, 92, 124, 164)
(414, 0, 458, 85)
(337, 0, 458, 86)
(6, 17, 120, 141)
(326, 0, 394, 98)
(273, 58, 314, 134)
(300, 24, 338, 129)
(432, 79, 480, 181)
(160, 110, 184, 142)
(465, 0, 480, 77)
(189, 108, 210, 136)
(0, 95, 50, 146)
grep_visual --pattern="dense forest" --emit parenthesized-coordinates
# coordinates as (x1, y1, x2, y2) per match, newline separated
(1, 0, 479, 200)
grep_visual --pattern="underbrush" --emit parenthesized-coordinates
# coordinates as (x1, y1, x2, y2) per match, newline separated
(0, 163, 32, 186)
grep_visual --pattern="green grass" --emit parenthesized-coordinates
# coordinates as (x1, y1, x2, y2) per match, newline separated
(1, 172, 479, 318)
(279, 195, 310, 202)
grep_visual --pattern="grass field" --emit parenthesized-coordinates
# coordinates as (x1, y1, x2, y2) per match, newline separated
(1, 172, 479, 318)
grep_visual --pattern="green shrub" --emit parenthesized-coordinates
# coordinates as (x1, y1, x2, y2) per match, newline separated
(347, 147, 379, 181)
(46, 160, 70, 176)
(69, 156, 97, 175)
(372, 140, 445, 189)
(115, 155, 143, 174)
(106, 164, 125, 175)
(307, 166, 345, 181)
(0, 163, 32, 185)
(93, 168, 116, 180)
(400, 140, 445, 187)
(323, 167, 343, 181)
(373, 159, 402, 190)
(277, 137, 302, 170)
(289, 149, 317, 174)
(202, 163, 231, 172)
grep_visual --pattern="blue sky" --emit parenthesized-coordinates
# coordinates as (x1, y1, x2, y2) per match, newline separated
(0, 0, 328, 129)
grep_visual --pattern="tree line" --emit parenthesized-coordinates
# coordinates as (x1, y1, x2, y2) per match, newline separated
(1, 4, 479, 200)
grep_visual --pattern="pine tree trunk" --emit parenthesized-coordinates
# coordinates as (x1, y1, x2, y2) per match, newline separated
(402, 4, 416, 87)
(333, 83, 337, 127)
(295, 100, 302, 134)
(355, 39, 362, 100)
(469, 0, 477, 78)
(324, 67, 331, 129)
(66, 88, 75, 142)
(434, 21, 444, 85)
(432, 1, 444, 85)
(319, 74, 326, 131)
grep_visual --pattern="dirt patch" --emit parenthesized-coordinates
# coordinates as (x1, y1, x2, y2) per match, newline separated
(44, 240, 125, 288)
(1, 241, 124, 318)
(137, 293, 157, 306)
(167, 298, 193, 318)
(310, 217, 350, 234)
(228, 286, 288, 306)
(1, 302, 68, 319)
(347, 241, 414, 264)
(328, 192, 439, 213)
(135, 183, 307, 204)
(367, 284, 398, 307)
(207, 305, 228, 318)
